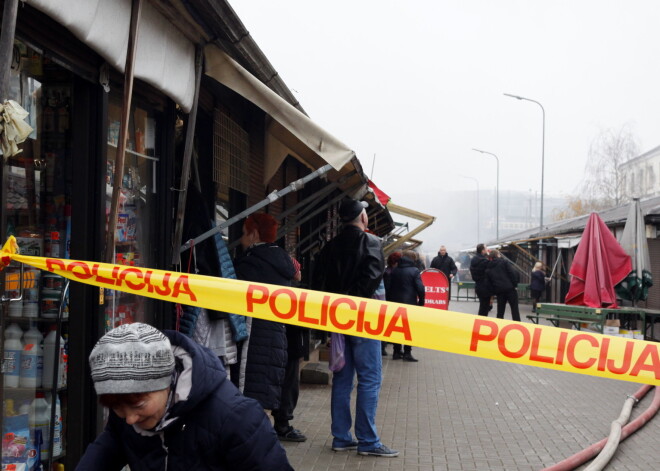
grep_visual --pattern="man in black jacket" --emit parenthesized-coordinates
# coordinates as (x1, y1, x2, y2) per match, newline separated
(469, 243, 492, 316)
(385, 251, 425, 361)
(430, 245, 457, 302)
(485, 249, 521, 322)
(312, 199, 399, 458)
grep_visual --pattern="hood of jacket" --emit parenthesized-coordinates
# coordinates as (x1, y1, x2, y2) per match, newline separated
(235, 243, 295, 285)
(142, 331, 226, 434)
(398, 256, 415, 268)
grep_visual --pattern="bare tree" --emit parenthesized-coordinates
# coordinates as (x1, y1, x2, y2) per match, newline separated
(579, 124, 640, 207)
(552, 195, 611, 221)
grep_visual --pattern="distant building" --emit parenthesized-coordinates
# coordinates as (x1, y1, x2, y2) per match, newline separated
(620, 145, 660, 199)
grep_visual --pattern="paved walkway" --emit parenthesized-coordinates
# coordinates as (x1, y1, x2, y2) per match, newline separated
(281, 300, 660, 470)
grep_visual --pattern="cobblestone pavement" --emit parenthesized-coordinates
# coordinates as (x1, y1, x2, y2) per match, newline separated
(280, 300, 660, 470)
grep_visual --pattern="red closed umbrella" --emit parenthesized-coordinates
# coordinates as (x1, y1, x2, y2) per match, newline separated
(564, 212, 631, 308)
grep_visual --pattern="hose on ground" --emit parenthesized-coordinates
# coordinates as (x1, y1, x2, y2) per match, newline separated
(584, 391, 641, 471)
(542, 384, 658, 471)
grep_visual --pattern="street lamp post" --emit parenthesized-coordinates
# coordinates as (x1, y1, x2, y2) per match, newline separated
(503, 93, 545, 232)
(472, 148, 499, 239)
(459, 175, 480, 243)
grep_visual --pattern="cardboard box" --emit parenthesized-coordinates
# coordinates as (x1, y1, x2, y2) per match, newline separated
(603, 326, 620, 336)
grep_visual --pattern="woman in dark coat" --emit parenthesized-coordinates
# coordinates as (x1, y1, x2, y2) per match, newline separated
(234, 213, 295, 414)
(485, 249, 521, 322)
(384, 250, 425, 361)
(530, 261, 547, 312)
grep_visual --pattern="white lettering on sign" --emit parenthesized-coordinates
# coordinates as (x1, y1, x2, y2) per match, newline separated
(425, 299, 447, 305)
(425, 286, 448, 294)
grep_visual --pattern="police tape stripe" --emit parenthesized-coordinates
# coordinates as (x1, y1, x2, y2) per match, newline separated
(3, 240, 658, 386)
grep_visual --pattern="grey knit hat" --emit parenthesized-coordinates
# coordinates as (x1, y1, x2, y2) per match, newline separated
(89, 323, 175, 395)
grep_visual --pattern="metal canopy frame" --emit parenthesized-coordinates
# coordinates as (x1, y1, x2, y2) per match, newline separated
(383, 203, 435, 255)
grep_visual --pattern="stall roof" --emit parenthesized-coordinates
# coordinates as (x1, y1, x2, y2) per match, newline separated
(490, 195, 660, 246)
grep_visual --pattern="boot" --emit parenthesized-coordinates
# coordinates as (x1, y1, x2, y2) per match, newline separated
(402, 352, 418, 362)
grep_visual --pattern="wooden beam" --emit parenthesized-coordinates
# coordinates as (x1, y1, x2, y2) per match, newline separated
(104, 0, 143, 263)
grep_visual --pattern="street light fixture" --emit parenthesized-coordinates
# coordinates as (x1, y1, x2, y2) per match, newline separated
(472, 148, 499, 239)
(503, 93, 545, 233)
(459, 174, 480, 243)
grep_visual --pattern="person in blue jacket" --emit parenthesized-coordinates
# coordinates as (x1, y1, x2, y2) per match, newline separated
(76, 322, 292, 471)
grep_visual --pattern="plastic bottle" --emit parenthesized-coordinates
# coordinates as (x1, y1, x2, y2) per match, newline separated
(42, 327, 65, 389)
(4, 323, 24, 388)
(20, 326, 44, 388)
(30, 392, 50, 461)
(46, 393, 63, 457)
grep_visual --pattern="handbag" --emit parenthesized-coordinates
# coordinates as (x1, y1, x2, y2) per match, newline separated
(329, 332, 346, 372)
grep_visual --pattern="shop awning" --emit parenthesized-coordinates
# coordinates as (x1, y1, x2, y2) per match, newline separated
(26, 0, 196, 112)
(204, 45, 356, 182)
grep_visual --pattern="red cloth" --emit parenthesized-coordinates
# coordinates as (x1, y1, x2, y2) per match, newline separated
(565, 213, 631, 308)
(367, 180, 391, 206)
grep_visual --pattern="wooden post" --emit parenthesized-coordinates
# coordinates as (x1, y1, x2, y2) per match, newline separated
(104, 0, 143, 263)
(171, 45, 203, 266)
(0, 0, 19, 100)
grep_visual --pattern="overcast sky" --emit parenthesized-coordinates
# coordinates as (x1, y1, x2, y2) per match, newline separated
(231, 0, 660, 246)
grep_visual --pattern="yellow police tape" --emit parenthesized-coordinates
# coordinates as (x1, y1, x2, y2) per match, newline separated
(1, 236, 658, 386)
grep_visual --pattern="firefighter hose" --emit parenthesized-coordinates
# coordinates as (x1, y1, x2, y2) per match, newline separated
(542, 384, 658, 471)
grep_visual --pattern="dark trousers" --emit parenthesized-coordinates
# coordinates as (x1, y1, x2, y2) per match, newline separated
(496, 289, 521, 322)
(530, 289, 542, 311)
(393, 343, 412, 354)
(476, 287, 491, 316)
(272, 356, 301, 430)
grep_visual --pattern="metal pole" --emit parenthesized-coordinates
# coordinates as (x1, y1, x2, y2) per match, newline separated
(503, 93, 545, 230)
(472, 149, 499, 239)
(180, 163, 334, 253)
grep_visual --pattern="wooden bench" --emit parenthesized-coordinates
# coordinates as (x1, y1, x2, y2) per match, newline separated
(526, 303, 622, 333)
(454, 281, 476, 300)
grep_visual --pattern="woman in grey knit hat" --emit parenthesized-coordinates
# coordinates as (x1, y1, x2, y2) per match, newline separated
(76, 322, 292, 470)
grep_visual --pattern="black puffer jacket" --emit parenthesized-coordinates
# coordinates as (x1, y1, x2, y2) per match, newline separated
(76, 332, 292, 471)
(485, 257, 520, 294)
(385, 257, 425, 306)
(312, 225, 384, 298)
(430, 253, 457, 279)
(235, 243, 295, 410)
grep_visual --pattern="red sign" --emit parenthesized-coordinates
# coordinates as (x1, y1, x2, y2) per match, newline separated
(421, 269, 449, 310)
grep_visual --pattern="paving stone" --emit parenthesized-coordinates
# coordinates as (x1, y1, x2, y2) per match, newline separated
(281, 300, 660, 470)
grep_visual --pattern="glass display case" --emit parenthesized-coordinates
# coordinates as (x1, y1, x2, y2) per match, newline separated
(104, 96, 159, 331)
(1, 41, 70, 470)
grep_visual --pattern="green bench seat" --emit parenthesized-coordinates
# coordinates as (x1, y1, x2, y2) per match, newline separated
(526, 303, 621, 333)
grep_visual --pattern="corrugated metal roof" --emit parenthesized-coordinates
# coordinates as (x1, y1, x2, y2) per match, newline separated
(491, 195, 660, 245)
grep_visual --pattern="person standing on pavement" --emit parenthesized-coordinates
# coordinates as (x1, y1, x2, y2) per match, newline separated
(312, 198, 399, 458)
(430, 245, 457, 301)
(381, 251, 402, 356)
(485, 249, 521, 322)
(530, 261, 548, 313)
(385, 250, 425, 362)
(234, 213, 305, 442)
(469, 243, 493, 316)
(271, 256, 308, 442)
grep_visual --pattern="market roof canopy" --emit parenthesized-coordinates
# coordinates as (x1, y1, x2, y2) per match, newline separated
(204, 45, 356, 181)
(26, 0, 196, 112)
